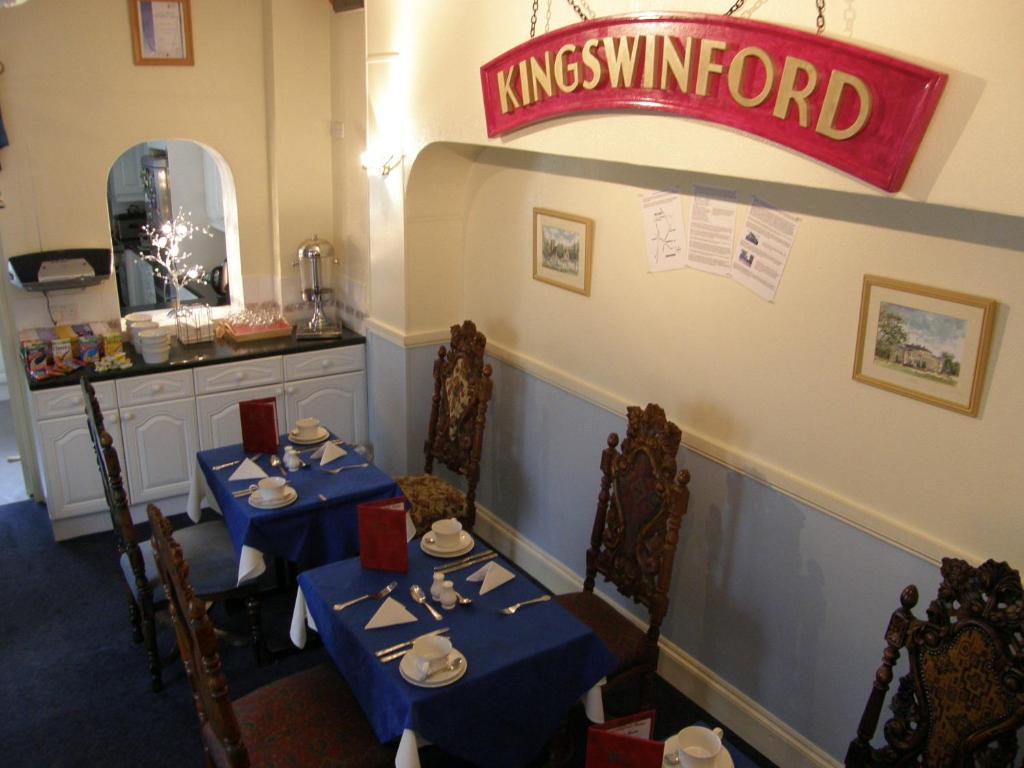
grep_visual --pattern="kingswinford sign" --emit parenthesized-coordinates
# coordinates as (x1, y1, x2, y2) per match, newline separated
(480, 14, 946, 192)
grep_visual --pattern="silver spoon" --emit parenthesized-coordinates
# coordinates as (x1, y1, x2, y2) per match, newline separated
(499, 594, 552, 615)
(320, 462, 370, 475)
(333, 580, 398, 612)
(454, 592, 473, 605)
(410, 584, 443, 621)
(268, 454, 287, 476)
(425, 655, 464, 680)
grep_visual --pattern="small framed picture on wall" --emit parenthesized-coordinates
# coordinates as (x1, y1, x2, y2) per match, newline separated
(533, 208, 594, 296)
(853, 275, 997, 416)
(128, 0, 194, 66)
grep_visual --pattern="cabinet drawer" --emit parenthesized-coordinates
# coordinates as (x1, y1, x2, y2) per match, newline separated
(194, 357, 283, 394)
(33, 380, 116, 419)
(116, 370, 194, 407)
(284, 345, 365, 381)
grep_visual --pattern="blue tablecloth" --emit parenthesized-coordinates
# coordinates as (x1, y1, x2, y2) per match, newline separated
(299, 541, 618, 768)
(197, 438, 401, 570)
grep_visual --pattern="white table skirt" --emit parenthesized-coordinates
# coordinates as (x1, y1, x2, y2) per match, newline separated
(289, 590, 606, 768)
(187, 467, 267, 586)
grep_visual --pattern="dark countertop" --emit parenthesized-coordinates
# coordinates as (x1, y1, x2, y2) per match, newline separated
(27, 327, 365, 391)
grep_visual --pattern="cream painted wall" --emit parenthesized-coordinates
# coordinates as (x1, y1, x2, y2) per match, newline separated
(363, 1, 1024, 564)
(0, 0, 277, 325)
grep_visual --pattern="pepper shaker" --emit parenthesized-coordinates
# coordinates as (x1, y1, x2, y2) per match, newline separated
(440, 580, 457, 610)
(430, 571, 445, 602)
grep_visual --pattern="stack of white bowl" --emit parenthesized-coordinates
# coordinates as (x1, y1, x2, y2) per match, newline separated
(137, 328, 171, 364)
(125, 314, 157, 348)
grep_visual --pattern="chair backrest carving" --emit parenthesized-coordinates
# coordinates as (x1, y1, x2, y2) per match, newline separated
(423, 320, 493, 510)
(147, 503, 249, 768)
(847, 558, 1024, 767)
(81, 377, 149, 602)
(584, 403, 691, 642)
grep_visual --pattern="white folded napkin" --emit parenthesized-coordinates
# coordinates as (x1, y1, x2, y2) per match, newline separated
(228, 458, 267, 482)
(408, 652, 454, 682)
(319, 441, 346, 466)
(405, 513, 416, 543)
(312, 442, 347, 461)
(466, 562, 515, 594)
(364, 597, 418, 630)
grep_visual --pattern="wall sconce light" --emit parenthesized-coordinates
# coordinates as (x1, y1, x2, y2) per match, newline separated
(360, 150, 403, 178)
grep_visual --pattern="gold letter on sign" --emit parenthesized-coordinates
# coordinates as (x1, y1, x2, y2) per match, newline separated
(555, 44, 580, 93)
(497, 65, 521, 114)
(773, 56, 818, 127)
(816, 70, 872, 140)
(530, 52, 555, 101)
(727, 47, 775, 108)
(695, 39, 727, 96)
(582, 38, 602, 90)
(660, 36, 693, 92)
(604, 36, 641, 88)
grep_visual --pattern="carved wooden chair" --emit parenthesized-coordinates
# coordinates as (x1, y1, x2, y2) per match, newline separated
(396, 320, 493, 536)
(147, 503, 395, 768)
(555, 403, 691, 708)
(846, 557, 1024, 767)
(82, 376, 265, 692)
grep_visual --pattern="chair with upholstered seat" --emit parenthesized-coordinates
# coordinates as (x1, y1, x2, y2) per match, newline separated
(146, 503, 396, 768)
(555, 403, 691, 709)
(82, 376, 265, 692)
(845, 557, 1024, 767)
(396, 320, 493, 536)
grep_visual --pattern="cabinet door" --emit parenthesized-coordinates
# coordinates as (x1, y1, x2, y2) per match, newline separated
(284, 372, 367, 445)
(196, 384, 286, 450)
(119, 398, 198, 503)
(37, 413, 126, 520)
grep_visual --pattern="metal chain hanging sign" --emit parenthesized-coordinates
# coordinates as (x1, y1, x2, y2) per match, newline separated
(482, 13, 946, 192)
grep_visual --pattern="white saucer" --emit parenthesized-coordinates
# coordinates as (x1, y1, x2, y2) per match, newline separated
(289, 426, 329, 445)
(399, 650, 468, 688)
(420, 532, 474, 558)
(662, 735, 734, 768)
(248, 486, 298, 509)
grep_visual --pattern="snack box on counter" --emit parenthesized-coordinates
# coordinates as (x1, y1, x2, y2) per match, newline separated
(19, 321, 130, 381)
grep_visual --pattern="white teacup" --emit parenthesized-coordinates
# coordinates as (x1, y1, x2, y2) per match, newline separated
(430, 518, 463, 549)
(294, 417, 321, 440)
(676, 726, 724, 768)
(409, 635, 453, 680)
(256, 476, 288, 503)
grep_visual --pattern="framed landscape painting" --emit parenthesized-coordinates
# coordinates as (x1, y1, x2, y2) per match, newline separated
(533, 208, 594, 296)
(853, 275, 997, 416)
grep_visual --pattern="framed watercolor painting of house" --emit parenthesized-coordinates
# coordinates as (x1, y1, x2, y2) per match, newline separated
(533, 208, 594, 296)
(853, 275, 997, 416)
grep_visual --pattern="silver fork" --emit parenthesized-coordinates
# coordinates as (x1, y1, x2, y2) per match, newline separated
(320, 462, 370, 475)
(333, 580, 398, 611)
(499, 595, 552, 615)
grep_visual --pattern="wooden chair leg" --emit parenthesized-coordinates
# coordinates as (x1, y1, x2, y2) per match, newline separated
(246, 594, 266, 666)
(127, 592, 143, 644)
(140, 597, 164, 692)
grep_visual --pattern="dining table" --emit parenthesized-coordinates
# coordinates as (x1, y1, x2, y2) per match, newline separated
(187, 435, 404, 585)
(291, 538, 618, 768)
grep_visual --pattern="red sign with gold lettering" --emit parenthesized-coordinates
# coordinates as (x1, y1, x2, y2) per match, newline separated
(480, 14, 946, 192)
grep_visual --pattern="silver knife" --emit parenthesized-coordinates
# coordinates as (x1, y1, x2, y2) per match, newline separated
(434, 550, 498, 575)
(212, 459, 243, 471)
(375, 627, 449, 660)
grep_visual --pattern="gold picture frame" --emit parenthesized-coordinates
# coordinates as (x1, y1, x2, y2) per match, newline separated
(533, 208, 594, 296)
(853, 275, 996, 416)
(128, 0, 194, 66)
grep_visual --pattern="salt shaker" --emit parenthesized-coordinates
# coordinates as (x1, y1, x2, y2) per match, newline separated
(283, 446, 302, 471)
(440, 580, 457, 611)
(430, 572, 446, 602)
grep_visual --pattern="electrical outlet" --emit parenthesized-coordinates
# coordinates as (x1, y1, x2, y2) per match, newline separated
(330, 121, 345, 139)
(0, 189, 6, 209)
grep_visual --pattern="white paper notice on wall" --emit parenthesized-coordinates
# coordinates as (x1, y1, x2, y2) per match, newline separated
(641, 190, 687, 272)
(731, 197, 800, 302)
(687, 186, 739, 276)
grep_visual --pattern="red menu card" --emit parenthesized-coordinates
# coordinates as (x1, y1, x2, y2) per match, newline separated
(586, 710, 662, 768)
(358, 498, 408, 573)
(239, 397, 279, 454)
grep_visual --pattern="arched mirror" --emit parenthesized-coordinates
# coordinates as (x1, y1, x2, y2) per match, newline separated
(107, 140, 234, 315)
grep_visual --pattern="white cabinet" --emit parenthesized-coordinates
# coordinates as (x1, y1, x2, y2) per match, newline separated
(284, 371, 367, 445)
(197, 384, 286, 450)
(108, 143, 147, 203)
(36, 412, 125, 520)
(30, 341, 366, 538)
(118, 397, 198, 504)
